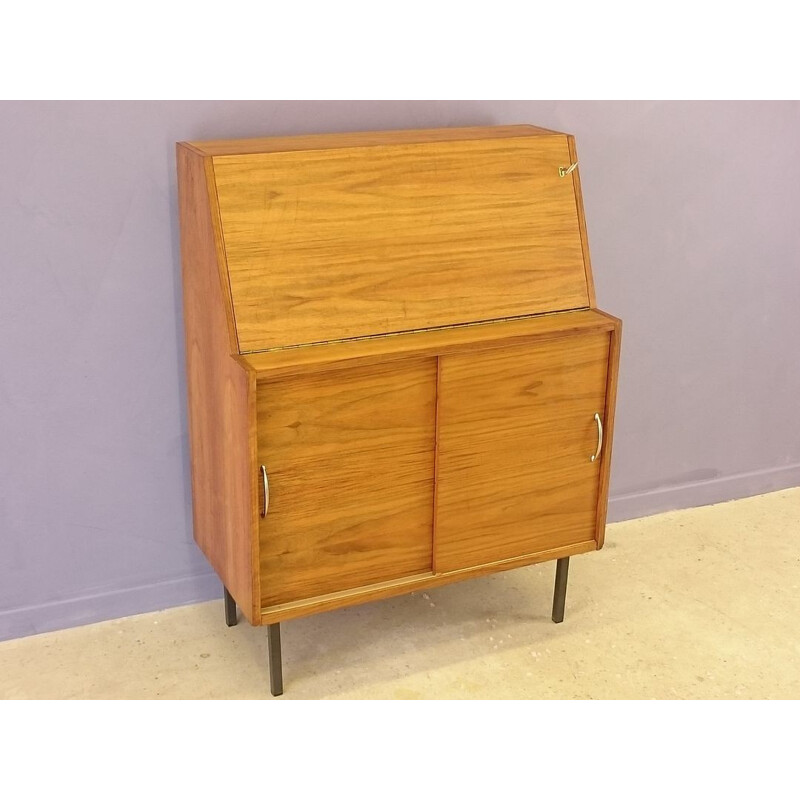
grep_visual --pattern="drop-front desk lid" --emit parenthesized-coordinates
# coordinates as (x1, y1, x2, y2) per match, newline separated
(184, 125, 594, 354)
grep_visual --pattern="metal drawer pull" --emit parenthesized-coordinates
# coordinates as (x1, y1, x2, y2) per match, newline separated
(558, 161, 578, 178)
(590, 413, 603, 462)
(260, 465, 270, 517)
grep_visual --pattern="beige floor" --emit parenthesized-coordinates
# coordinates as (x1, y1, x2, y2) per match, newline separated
(1, 488, 798, 699)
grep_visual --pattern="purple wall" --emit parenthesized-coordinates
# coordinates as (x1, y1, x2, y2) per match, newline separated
(2, 101, 799, 640)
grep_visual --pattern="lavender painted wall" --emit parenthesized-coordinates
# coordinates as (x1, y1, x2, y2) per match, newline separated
(1, 101, 799, 641)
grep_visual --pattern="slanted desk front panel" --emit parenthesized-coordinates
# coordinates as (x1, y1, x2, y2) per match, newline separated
(212, 134, 591, 352)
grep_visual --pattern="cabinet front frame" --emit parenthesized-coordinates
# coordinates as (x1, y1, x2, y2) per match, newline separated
(250, 312, 621, 625)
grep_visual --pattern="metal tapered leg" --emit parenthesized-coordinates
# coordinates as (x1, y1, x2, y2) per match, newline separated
(223, 586, 237, 627)
(267, 623, 283, 696)
(552, 557, 570, 623)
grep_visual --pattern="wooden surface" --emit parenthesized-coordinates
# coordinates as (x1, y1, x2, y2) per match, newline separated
(240, 309, 615, 377)
(205, 159, 240, 352)
(435, 332, 611, 572)
(260, 540, 597, 624)
(595, 316, 622, 546)
(185, 124, 561, 157)
(257, 359, 437, 607)
(213, 133, 591, 351)
(177, 144, 259, 622)
(177, 124, 621, 633)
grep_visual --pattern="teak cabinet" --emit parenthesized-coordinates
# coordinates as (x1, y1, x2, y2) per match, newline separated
(177, 125, 621, 695)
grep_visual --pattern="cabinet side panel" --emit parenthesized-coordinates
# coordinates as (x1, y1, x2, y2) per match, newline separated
(177, 144, 258, 622)
(595, 318, 622, 547)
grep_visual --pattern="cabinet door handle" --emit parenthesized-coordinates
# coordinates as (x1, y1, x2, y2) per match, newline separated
(590, 413, 603, 462)
(260, 465, 270, 518)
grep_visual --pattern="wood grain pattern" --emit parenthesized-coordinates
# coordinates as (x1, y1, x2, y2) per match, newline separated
(177, 124, 622, 637)
(177, 144, 259, 623)
(257, 359, 437, 607)
(435, 332, 610, 572)
(260, 539, 597, 625)
(206, 158, 240, 351)
(239, 309, 615, 378)
(594, 316, 622, 546)
(213, 134, 591, 351)
(185, 124, 561, 157)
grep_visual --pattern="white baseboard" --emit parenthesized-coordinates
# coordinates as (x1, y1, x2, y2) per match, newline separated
(0, 571, 220, 642)
(607, 463, 800, 522)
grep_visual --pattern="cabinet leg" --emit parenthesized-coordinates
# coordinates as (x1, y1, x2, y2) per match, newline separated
(552, 557, 570, 623)
(268, 623, 284, 696)
(223, 586, 237, 627)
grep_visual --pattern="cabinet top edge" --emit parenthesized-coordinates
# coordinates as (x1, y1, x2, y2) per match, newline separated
(178, 124, 568, 157)
(240, 309, 619, 377)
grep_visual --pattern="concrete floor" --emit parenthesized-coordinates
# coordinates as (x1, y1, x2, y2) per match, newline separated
(1, 488, 798, 699)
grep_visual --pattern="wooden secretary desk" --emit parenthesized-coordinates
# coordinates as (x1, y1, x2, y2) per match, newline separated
(177, 124, 621, 695)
